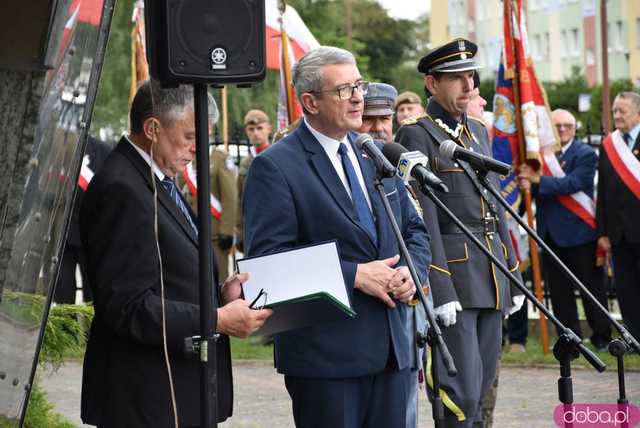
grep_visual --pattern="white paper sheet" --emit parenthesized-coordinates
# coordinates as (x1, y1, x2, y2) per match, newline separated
(237, 241, 350, 310)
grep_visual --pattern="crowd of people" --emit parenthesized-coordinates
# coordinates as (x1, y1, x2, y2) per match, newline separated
(59, 37, 639, 428)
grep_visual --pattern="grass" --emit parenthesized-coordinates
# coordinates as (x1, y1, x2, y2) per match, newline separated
(502, 336, 640, 370)
(230, 336, 273, 360)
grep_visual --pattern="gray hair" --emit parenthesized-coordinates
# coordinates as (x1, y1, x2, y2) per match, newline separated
(132, 80, 218, 132)
(292, 46, 357, 100)
(615, 91, 640, 112)
(552, 108, 577, 127)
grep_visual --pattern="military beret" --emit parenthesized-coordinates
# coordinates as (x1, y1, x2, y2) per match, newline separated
(394, 91, 423, 110)
(363, 82, 398, 116)
(243, 109, 270, 126)
(418, 38, 480, 75)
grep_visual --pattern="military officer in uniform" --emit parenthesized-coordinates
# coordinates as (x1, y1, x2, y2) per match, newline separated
(182, 146, 237, 282)
(236, 109, 272, 252)
(395, 38, 524, 428)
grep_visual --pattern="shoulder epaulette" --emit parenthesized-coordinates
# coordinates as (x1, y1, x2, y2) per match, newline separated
(400, 113, 430, 126)
(467, 115, 487, 129)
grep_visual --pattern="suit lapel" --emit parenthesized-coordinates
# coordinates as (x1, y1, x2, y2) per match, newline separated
(297, 123, 359, 221)
(117, 139, 198, 247)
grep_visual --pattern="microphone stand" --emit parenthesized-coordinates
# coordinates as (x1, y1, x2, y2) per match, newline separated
(474, 170, 639, 414)
(373, 177, 456, 428)
(415, 181, 606, 416)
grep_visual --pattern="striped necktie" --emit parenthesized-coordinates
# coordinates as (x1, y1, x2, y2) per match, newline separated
(337, 143, 377, 245)
(161, 177, 198, 235)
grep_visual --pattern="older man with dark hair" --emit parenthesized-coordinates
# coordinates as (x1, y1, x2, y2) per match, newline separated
(596, 91, 640, 343)
(80, 80, 271, 428)
(243, 46, 431, 427)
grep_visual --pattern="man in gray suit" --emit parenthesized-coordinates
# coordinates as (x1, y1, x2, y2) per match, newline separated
(396, 39, 523, 428)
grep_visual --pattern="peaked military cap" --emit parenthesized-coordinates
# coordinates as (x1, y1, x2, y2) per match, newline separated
(363, 82, 398, 116)
(418, 38, 480, 74)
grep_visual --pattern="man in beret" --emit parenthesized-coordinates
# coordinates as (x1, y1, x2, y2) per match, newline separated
(236, 109, 272, 252)
(359, 82, 428, 428)
(396, 38, 524, 427)
(395, 91, 425, 125)
(358, 82, 397, 143)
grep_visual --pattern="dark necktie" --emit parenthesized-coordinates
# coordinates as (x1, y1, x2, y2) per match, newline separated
(161, 177, 198, 235)
(337, 143, 377, 245)
(623, 133, 633, 149)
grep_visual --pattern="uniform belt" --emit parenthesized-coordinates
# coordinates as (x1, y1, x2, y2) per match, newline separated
(439, 217, 498, 235)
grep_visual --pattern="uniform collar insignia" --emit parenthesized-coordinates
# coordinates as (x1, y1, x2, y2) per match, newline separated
(428, 99, 464, 139)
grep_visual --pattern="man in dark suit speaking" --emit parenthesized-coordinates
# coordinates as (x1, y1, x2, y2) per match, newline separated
(243, 46, 431, 427)
(79, 80, 271, 428)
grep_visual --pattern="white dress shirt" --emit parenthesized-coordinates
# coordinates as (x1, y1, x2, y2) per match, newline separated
(304, 118, 372, 210)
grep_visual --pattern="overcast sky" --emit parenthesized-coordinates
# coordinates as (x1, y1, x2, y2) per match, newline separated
(376, 0, 430, 20)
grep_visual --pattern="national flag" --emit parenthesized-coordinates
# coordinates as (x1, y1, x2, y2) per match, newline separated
(129, 1, 149, 105)
(182, 162, 222, 220)
(266, 0, 319, 130)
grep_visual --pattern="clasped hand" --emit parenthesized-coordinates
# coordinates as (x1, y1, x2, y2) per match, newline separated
(354, 255, 417, 308)
(217, 272, 272, 338)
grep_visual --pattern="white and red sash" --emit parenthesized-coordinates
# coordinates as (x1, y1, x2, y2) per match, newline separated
(602, 130, 640, 199)
(182, 162, 222, 220)
(542, 151, 596, 229)
(78, 155, 94, 191)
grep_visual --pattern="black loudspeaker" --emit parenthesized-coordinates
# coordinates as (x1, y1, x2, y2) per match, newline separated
(144, 0, 266, 86)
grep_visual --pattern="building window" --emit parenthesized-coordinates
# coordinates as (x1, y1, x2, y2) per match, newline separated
(560, 30, 568, 56)
(544, 32, 550, 58)
(637, 18, 640, 48)
(585, 48, 595, 66)
(615, 21, 624, 52)
(571, 28, 580, 56)
(532, 34, 541, 60)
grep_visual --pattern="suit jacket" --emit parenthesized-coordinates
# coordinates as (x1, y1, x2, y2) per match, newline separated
(243, 121, 431, 378)
(532, 138, 598, 247)
(396, 99, 522, 310)
(596, 132, 640, 245)
(79, 138, 232, 427)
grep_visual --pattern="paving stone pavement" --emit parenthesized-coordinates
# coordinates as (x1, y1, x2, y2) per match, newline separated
(41, 360, 640, 428)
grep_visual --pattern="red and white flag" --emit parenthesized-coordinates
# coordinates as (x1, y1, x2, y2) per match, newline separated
(78, 155, 94, 191)
(182, 162, 222, 220)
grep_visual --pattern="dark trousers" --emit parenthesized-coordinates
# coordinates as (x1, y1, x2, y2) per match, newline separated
(506, 298, 528, 345)
(284, 368, 411, 428)
(612, 240, 640, 343)
(544, 238, 611, 343)
(427, 309, 502, 427)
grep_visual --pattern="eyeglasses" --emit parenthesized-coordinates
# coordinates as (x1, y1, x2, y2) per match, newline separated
(312, 81, 369, 100)
(555, 123, 575, 129)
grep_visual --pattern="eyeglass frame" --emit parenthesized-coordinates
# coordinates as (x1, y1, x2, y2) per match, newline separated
(309, 81, 370, 100)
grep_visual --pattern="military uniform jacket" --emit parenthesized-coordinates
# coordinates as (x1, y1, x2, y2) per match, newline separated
(183, 148, 237, 239)
(396, 99, 522, 310)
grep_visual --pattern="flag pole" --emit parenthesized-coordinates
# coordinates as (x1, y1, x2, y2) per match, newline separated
(222, 86, 229, 151)
(506, 0, 550, 354)
(279, 0, 295, 125)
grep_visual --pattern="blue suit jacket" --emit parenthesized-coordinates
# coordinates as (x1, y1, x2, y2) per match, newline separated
(533, 138, 597, 247)
(243, 121, 431, 378)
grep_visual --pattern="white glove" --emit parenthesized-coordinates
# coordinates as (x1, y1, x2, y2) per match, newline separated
(434, 301, 462, 327)
(508, 294, 525, 316)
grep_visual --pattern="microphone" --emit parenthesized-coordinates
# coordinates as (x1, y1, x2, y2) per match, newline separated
(382, 143, 449, 193)
(354, 134, 397, 178)
(439, 139, 512, 176)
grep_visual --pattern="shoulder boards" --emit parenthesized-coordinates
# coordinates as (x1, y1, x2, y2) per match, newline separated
(400, 113, 430, 126)
(467, 115, 487, 129)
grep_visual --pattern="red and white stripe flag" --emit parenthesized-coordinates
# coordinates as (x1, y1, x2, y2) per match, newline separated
(182, 162, 222, 220)
(78, 155, 94, 191)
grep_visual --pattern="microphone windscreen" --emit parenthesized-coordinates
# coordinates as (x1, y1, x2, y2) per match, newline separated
(439, 140, 458, 160)
(382, 142, 409, 166)
(353, 133, 373, 150)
